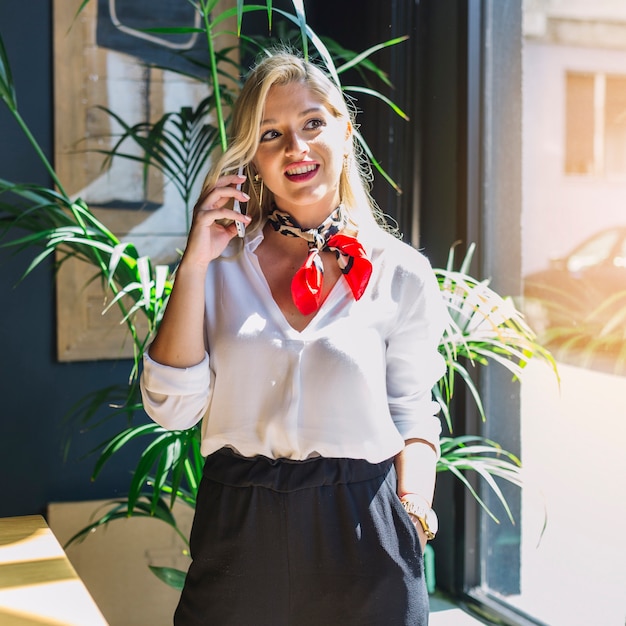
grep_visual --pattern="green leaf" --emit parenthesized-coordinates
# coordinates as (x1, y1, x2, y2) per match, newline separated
(236, 0, 244, 35)
(17, 247, 57, 282)
(289, 0, 308, 59)
(73, 0, 93, 22)
(137, 257, 152, 307)
(343, 85, 409, 120)
(336, 36, 408, 79)
(91, 423, 162, 481)
(437, 435, 523, 524)
(149, 566, 187, 591)
(64, 497, 187, 549)
(436, 243, 559, 402)
(0, 32, 16, 109)
(353, 127, 402, 194)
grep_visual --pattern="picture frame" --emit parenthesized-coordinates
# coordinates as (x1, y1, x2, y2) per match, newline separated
(52, 0, 225, 360)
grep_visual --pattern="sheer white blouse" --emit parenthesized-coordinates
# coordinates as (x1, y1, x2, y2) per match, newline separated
(140, 225, 449, 463)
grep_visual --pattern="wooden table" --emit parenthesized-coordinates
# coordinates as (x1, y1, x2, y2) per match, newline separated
(0, 515, 108, 625)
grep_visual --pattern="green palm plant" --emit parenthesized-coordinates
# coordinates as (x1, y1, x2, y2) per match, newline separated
(435, 243, 557, 523)
(436, 243, 556, 429)
(0, 33, 172, 369)
(1, 0, 557, 590)
(94, 95, 224, 230)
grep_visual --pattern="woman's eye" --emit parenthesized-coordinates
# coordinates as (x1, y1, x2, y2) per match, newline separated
(260, 129, 280, 142)
(305, 118, 325, 130)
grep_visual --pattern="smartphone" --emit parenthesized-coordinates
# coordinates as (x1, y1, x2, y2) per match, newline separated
(232, 164, 246, 238)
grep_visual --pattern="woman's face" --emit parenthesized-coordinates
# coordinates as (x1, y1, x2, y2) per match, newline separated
(253, 81, 351, 226)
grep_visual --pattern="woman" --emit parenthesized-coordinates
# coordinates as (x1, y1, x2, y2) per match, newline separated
(140, 51, 448, 625)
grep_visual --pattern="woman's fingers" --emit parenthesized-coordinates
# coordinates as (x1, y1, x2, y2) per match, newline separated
(193, 205, 250, 227)
(194, 175, 248, 214)
(192, 174, 250, 234)
(180, 175, 252, 267)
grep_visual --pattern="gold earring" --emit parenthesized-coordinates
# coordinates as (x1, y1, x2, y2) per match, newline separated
(254, 174, 264, 206)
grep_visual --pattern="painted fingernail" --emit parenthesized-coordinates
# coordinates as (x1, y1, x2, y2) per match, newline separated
(242, 192, 250, 200)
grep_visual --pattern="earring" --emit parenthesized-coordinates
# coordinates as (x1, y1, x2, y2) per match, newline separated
(339, 154, 351, 205)
(342, 153, 350, 182)
(254, 174, 264, 206)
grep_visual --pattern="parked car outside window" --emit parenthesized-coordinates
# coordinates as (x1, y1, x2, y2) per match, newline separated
(523, 226, 626, 373)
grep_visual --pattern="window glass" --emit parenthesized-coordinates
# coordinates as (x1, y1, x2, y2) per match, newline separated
(564, 71, 626, 178)
(605, 76, 626, 176)
(616, 236, 626, 267)
(479, 2, 626, 625)
(565, 73, 594, 174)
(565, 229, 618, 272)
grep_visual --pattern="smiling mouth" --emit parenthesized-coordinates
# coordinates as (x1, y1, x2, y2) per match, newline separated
(285, 163, 319, 178)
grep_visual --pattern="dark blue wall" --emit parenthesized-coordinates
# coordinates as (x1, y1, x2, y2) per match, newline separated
(0, 1, 141, 518)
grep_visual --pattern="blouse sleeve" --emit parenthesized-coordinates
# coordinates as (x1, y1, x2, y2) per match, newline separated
(140, 351, 212, 430)
(385, 253, 449, 456)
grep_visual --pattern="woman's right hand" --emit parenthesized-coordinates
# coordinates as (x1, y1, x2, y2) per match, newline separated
(181, 173, 251, 270)
(148, 174, 250, 367)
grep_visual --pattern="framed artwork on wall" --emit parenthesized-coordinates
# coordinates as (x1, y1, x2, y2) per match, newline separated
(52, 0, 233, 360)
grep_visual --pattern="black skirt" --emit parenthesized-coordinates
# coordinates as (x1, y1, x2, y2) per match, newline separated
(175, 448, 429, 626)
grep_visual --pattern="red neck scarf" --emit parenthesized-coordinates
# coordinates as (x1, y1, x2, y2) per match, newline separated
(266, 206, 372, 315)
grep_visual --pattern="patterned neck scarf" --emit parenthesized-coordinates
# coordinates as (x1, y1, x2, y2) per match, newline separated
(266, 205, 372, 315)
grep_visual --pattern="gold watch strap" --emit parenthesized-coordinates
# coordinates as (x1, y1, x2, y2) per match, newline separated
(400, 498, 437, 540)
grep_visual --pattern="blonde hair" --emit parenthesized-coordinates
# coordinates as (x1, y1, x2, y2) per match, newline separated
(202, 50, 388, 235)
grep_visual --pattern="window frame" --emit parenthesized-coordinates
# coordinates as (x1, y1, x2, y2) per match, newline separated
(453, 3, 553, 625)
(417, 2, 550, 624)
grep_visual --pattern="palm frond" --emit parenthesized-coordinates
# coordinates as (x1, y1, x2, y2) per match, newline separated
(334, 35, 409, 84)
(90, 424, 202, 514)
(436, 243, 559, 421)
(63, 497, 188, 547)
(0, 30, 16, 109)
(149, 566, 187, 591)
(94, 96, 221, 220)
(438, 436, 522, 524)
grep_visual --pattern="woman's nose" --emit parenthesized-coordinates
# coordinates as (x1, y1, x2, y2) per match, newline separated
(284, 131, 309, 156)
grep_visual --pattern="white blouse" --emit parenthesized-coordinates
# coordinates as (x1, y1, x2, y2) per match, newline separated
(140, 225, 449, 463)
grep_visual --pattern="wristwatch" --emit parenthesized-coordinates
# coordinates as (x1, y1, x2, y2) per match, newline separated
(400, 496, 438, 540)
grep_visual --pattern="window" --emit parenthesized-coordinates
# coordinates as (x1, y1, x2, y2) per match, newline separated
(472, 3, 626, 625)
(565, 71, 626, 177)
(565, 72, 595, 174)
